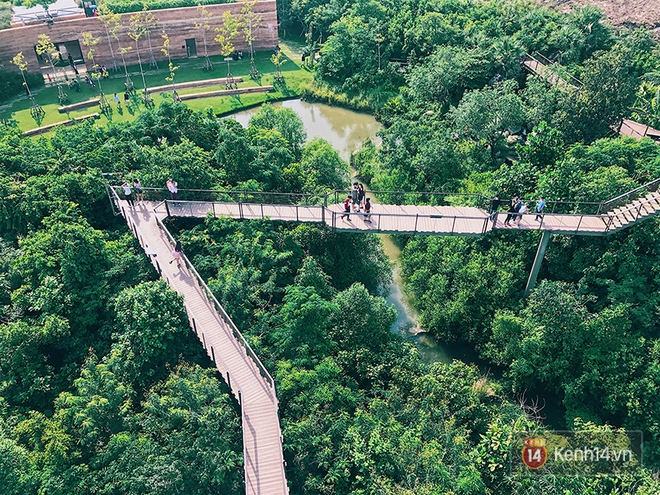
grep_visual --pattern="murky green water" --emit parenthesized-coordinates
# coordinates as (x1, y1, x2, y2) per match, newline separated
(228, 100, 451, 363)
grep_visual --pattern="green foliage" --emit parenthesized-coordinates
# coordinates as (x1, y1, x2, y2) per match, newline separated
(103, 0, 233, 15)
(0, 68, 44, 104)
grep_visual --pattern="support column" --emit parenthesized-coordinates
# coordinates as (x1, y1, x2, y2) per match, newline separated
(524, 231, 551, 297)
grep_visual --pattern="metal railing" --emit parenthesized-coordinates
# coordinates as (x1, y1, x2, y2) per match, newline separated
(598, 177, 660, 214)
(154, 213, 277, 392)
(110, 185, 326, 206)
(523, 52, 583, 88)
(153, 210, 288, 495)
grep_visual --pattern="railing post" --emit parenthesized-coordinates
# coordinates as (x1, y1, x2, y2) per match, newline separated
(261, 203, 264, 218)
(239, 201, 243, 220)
(414, 214, 419, 232)
(575, 215, 583, 233)
(451, 216, 457, 234)
(164, 200, 171, 217)
(377, 213, 381, 231)
(296, 205, 299, 222)
(322, 206, 326, 225)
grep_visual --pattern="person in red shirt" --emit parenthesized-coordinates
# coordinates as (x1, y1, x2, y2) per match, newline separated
(341, 195, 352, 220)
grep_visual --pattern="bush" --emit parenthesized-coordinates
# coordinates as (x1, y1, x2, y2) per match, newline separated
(0, 2, 11, 30)
(105, 0, 233, 14)
(0, 69, 44, 104)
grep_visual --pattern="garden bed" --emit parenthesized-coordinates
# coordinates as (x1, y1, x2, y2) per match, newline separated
(24, 113, 99, 136)
(58, 99, 100, 113)
(178, 85, 274, 101)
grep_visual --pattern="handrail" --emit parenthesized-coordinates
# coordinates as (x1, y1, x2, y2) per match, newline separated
(109, 185, 606, 215)
(154, 214, 277, 394)
(598, 177, 660, 213)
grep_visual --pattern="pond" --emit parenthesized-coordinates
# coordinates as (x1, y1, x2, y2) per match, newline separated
(228, 99, 477, 365)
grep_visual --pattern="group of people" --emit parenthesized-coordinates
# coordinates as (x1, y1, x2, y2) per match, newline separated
(490, 195, 546, 227)
(341, 182, 372, 223)
(121, 179, 144, 208)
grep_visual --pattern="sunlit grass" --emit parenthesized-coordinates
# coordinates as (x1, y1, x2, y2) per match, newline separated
(2, 45, 312, 133)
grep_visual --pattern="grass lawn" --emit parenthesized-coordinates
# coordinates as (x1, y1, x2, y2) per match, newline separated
(1, 42, 313, 134)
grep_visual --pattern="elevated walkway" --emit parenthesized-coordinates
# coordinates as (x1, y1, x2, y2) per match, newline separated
(522, 52, 660, 141)
(121, 182, 660, 238)
(107, 187, 288, 495)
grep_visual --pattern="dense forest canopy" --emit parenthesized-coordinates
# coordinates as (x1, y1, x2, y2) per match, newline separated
(1, 0, 660, 493)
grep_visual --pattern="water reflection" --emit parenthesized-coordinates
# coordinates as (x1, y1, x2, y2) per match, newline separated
(228, 99, 451, 364)
(226, 99, 381, 162)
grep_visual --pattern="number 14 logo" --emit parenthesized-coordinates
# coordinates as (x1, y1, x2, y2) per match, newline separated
(522, 438, 548, 470)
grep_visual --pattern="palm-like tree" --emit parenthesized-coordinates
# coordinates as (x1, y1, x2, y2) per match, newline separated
(241, 0, 262, 80)
(196, 6, 214, 72)
(35, 34, 68, 104)
(11, 52, 44, 122)
(161, 31, 180, 102)
(128, 12, 152, 105)
(214, 11, 240, 89)
(81, 32, 110, 112)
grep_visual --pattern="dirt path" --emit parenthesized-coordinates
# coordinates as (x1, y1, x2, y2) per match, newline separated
(538, 0, 660, 28)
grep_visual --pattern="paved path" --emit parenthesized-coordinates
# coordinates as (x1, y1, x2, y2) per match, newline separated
(119, 202, 288, 495)
(163, 200, 619, 236)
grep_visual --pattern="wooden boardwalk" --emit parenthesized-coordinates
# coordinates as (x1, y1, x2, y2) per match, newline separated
(117, 201, 288, 495)
(162, 199, 656, 236)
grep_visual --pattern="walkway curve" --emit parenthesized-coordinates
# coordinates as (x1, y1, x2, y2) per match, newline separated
(109, 189, 289, 495)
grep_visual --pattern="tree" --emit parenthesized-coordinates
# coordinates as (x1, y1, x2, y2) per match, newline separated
(249, 103, 306, 159)
(450, 80, 525, 164)
(195, 5, 214, 72)
(161, 31, 180, 102)
(127, 11, 151, 105)
(35, 34, 67, 104)
(81, 32, 110, 112)
(299, 137, 348, 193)
(241, 0, 262, 80)
(96, 4, 121, 72)
(10, 52, 44, 122)
(110, 280, 198, 390)
(214, 10, 241, 89)
(271, 49, 286, 83)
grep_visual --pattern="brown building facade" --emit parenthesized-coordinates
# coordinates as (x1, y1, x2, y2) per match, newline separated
(0, 1, 278, 73)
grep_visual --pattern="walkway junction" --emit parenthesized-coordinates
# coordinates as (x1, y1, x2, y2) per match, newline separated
(107, 175, 660, 494)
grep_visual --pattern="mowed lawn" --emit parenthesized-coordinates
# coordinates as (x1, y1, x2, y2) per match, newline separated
(1, 42, 312, 133)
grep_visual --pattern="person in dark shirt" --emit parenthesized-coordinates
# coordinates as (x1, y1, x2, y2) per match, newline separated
(341, 195, 352, 220)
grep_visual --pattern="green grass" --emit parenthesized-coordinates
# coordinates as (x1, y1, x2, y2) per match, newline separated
(0, 2, 11, 30)
(2, 45, 312, 133)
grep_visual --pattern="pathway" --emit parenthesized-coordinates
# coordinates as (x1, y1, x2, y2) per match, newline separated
(160, 193, 660, 237)
(115, 198, 288, 495)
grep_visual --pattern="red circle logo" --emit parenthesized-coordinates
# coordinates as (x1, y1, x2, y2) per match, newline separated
(522, 438, 548, 470)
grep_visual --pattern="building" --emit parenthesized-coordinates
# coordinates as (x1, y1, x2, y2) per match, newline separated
(0, 1, 278, 74)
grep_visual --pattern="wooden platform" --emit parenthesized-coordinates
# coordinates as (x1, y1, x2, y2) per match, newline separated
(162, 200, 617, 236)
(118, 202, 288, 495)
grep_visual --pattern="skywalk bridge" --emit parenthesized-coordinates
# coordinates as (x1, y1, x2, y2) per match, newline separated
(107, 177, 660, 494)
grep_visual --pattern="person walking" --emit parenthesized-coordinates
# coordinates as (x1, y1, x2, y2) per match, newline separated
(170, 239, 183, 268)
(535, 197, 546, 221)
(121, 181, 134, 208)
(489, 195, 501, 220)
(363, 197, 372, 223)
(133, 179, 143, 204)
(114, 93, 121, 108)
(357, 183, 365, 210)
(351, 182, 359, 204)
(341, 195, 352, 220)
(167, 178, 178, 200)
(503, 197, 517, 227)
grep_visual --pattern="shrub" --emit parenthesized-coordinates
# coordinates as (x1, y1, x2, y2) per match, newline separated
(0, 69, 44, 104)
